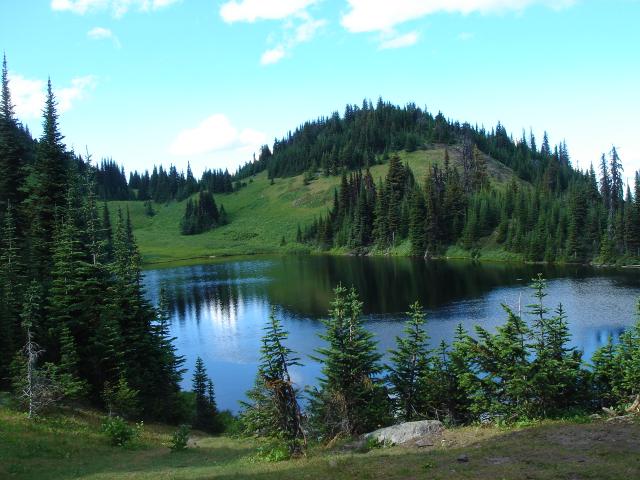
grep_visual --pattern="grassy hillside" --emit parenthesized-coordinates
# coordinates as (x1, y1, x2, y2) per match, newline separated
(2, 406, 639, 479)
(110, 147, 524, 264)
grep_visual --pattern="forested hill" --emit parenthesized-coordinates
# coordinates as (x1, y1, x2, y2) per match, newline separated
(86, 98, 639, 265)
(235, 99, 572, 185)
(230, 100, 634, 265)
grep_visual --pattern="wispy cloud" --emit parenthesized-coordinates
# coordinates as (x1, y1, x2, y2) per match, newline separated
(458, 31, 475, 41)
(56, 76, 98, 113)
(341, 0, 575, 48)
(87, 27, 121, 47)
(220, 0, 325, 65)
(260, 15, 325, 65)
(379, 31, 419, 50)
(220, 0, 318, 23)
(169, 114, 266, 157)
(51, 0, 181, 18)
(260, 47, 286, 65)
(8, 73, 97, 119)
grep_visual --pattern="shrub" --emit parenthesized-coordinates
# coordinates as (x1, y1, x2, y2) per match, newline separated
(101, 416, 143, 447)
(170, 424, 190, 452)
(254, 440, 290, 462)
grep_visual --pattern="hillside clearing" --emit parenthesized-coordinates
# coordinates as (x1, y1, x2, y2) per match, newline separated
(110, 148, 524, 264)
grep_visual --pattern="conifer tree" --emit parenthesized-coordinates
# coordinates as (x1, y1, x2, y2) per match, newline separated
(0, 54, 27, 209)
(387, 302, 430, 421)
(408, 190, 426, 257)
(309, 285, 389, 437)
(192, 357, 220, 432)
(0, 202, 22, 386)
(246, 307, 306, 454)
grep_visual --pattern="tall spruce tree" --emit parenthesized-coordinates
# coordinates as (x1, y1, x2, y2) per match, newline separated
(309, 285, 390, 437)
(242, 307, 306, 454)
(387, 302, 431, 421)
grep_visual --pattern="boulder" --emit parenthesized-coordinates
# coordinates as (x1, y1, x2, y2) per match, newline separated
(364, 420, 444, 446)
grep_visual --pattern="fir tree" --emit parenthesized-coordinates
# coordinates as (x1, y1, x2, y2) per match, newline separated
(387, 302, 430, 421)
(192, 357, 220, 432)
(244, 307, 306, 454)
(309, 285, 390, 437)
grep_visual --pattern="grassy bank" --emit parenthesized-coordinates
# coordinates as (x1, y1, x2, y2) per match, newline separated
(110, 148, 523, 265)
(2, 406, 640, 479)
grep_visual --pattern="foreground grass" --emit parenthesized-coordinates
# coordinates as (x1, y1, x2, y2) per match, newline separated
(2, 406, 640, 479)
(111, 148, 523, 264)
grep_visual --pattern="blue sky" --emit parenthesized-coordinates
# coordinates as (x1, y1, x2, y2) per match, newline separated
(1, 0, 639, 177)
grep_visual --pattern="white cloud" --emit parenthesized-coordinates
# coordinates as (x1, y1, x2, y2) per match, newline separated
(87, 26, 121, 47)
(8, 75, 46, 119)
(379, 31, 419, 50)
(259, 15, 325, 65)
(458, 31, 475, 41)
(220, 0, 317, 23)
(8, 73, 97, 120)
(219, 0, 324, 65)
(341, 0, 575, 33)
(261, 47, 286, 65)
(169, 114, 267, 157)
(87, 26, 113, 39)
(56, 76, 98, 113)
(51, 0, 180, 17)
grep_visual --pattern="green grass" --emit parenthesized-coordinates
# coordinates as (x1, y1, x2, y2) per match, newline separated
(110, 148, 524, 264)
(2, 406, 640, 479)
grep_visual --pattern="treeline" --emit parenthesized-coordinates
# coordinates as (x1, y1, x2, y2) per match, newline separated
(0, 56, 186, 422)
(233, 99, 573, 183)
(300, 144, 638, 263)
(96, 161, 235, 202)
(240, 278, 640, 456)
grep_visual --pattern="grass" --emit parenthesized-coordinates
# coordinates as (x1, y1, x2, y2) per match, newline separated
(2, 406, 640, 479)
(110, 147, 524, 265)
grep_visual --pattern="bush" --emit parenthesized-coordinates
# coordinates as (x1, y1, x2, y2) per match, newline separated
(170, 424, 190, 452)
(253, 440, 290, 462)
(101, 416, 143, 447)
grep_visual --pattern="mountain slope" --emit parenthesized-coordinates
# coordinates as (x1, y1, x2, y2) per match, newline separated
(111, 147, 524, 264)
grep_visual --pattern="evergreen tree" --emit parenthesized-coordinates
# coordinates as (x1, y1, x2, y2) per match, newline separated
(192, 357, 220, 432)
(245, 307, 306, 454)
(408, 190, 426, 257)
(309, 285, 390, 437)
(0, 202, 22, 386)
(0, 54, 27, 210)
(387, 302, 430, 421)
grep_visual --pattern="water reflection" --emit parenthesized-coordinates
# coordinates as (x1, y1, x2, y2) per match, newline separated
(142, 256, 640, 412)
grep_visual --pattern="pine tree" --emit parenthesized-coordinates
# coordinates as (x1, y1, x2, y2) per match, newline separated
(146, 288, 186, 421)
(0, 202, 22, 386)
(474, 304, 532, 418)
(244, 307, 306, 454)
(309, 285, 390, 437)
(408, 190, 426, 257)
(0, 54, 27, 209)
(25, 79, 69, 278)
(192, 357, 220, 432)
(387, 302, 430, 421)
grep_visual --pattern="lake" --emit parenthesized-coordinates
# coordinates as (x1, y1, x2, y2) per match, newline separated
(142, 255, 640, 412)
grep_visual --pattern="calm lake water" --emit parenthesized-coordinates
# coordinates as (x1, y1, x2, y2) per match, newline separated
(142, 256, 640, 412)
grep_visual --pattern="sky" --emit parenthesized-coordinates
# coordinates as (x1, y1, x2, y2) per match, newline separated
(0, 0, 639, 178)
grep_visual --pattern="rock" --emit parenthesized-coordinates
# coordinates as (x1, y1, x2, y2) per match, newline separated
(363, 420, 444, 446)
(415, 438, 435, 448)
(606, 414, 635, 424)
(457, 454, 469, 463)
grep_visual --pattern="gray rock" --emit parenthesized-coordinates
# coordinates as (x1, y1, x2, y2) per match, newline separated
(363, 420, 444, 446)
(415, 438, 435, 448)
(457, 454, 469, 463)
